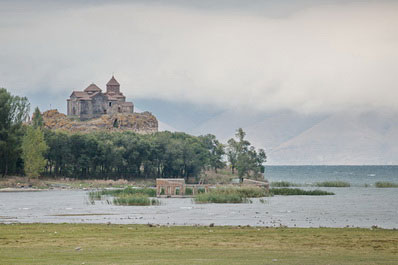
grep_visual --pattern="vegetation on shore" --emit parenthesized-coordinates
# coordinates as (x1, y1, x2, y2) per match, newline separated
(270, 188, 334, 196)
(0, 224, 397, 265)
(375, 181, 398, 188)
(1, 88, 267, 183)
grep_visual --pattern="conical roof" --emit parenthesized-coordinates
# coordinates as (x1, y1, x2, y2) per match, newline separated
(84, 83, 102, 92)
(107, 75, 120, 86)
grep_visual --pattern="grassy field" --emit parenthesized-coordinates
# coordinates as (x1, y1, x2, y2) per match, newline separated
(0, 224, 397, 264)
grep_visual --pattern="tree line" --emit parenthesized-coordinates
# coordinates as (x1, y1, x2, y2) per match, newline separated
(0, 88, 266, 180)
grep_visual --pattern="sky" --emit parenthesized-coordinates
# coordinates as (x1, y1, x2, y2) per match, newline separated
(1, 0, 398, 124)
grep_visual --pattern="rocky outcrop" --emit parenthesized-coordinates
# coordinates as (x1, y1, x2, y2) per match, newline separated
(42, 109, 158, 134)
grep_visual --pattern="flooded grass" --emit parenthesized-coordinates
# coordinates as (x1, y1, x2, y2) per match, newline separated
(270, 188, 334, 196)
(194, 192, 249, 203)
(194, 187, 268, 203)
(315, 181, 351, 187)
(88, 187, 158, 206)
(375, 181, 398, 188)
(270, 181, 300, 187)
(95, 187, 156, 197)
(1, 224, 397, 265)
(113, 194, 160, 206)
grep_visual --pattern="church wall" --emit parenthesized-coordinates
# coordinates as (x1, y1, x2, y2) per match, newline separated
(91, 94, 107, 117)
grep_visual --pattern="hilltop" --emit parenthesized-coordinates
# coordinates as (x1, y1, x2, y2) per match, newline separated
(42, 109, 158, 134)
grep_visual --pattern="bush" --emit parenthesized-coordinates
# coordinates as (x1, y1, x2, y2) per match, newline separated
(270, 188, 334, 196)
(315, 181, 350, 187)
(375, 182, 398, 188)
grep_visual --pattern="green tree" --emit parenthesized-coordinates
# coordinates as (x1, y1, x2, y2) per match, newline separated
(227, 128, 267, 181)
(0, 88, 30, 176)
(200, 134, 225, 172)
(22, 126, 48, 178)
(32, 107, 44, 128)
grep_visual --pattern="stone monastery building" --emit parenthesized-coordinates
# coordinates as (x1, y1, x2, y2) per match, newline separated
(67, 76, 134, 120)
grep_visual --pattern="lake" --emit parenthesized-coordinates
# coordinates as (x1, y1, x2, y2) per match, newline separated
(1, 166, 397, 228)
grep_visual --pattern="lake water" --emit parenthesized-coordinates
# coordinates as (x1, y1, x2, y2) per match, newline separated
(0, 166, 397, 228)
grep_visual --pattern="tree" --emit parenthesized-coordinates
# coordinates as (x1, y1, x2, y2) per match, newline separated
(199, 134, 225, 172)
(32, 107, 44, 128)
(22, 126, 48, 178)
(227, 128, 267, 181)
(0, 88, 30, 176)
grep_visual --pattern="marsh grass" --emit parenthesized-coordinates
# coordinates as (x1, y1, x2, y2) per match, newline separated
(315, 181, 351, 187)
(113, 195, 160, 206)
(270, 188, 334, 196)
(270, 181, 300, 187)
(194, 186, 268, 203)
(194, 192, 249, 203)
(375, 181, 398, 188)
(89, 187, 158, 206)
(89, 187, 156, 199)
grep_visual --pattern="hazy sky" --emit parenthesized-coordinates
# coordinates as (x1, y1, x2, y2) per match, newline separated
(1, 0, 397, 115)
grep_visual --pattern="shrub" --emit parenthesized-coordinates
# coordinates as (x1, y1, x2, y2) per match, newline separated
(270, 188, 334, 196)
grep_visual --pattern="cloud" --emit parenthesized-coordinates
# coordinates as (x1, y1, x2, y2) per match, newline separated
(1, 1, 397, 114)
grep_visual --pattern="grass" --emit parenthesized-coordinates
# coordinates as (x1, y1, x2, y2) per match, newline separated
(270, 188, 334, 196)
(0, 224, 397, 265)
(194, 187, 268, 203)
(113, 194, 160, 206)
(194, 192, 249, 203)
(89, 187, 156, 199)
(375, 181, 398, 188)
(89, 187, 158, 206)
(315, 181, 351, 187)
(270, 181, 299, 187)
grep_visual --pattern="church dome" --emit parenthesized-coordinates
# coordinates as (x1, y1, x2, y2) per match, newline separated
(107, 76, 120, 86)
(84, 83, 102, 92)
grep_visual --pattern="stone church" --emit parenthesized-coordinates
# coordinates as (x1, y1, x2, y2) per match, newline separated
(67, 76, 134, 120)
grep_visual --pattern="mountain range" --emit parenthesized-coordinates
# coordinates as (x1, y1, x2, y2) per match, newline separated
(157, 107, 398, 165)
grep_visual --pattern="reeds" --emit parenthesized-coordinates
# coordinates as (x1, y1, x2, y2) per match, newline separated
(88, 187, 159, 206)
(89, 187, 156, 198)
(271, 181, 298, 187)
(315, 181, 350, 187)
(194, 186, 268, 203)
(375, 181, 398, 188)
(270, 188, 334, 196)
(113, 195, 160, 206)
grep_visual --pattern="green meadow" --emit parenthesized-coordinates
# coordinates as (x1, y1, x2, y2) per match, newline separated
(0, 224, 397, 264)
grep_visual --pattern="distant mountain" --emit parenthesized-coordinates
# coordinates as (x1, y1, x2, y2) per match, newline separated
(189, 108, 398, 165)
(269, 110, 398, 165)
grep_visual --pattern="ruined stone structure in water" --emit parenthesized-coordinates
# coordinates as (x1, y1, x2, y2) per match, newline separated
(67, 76, 134, 120)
